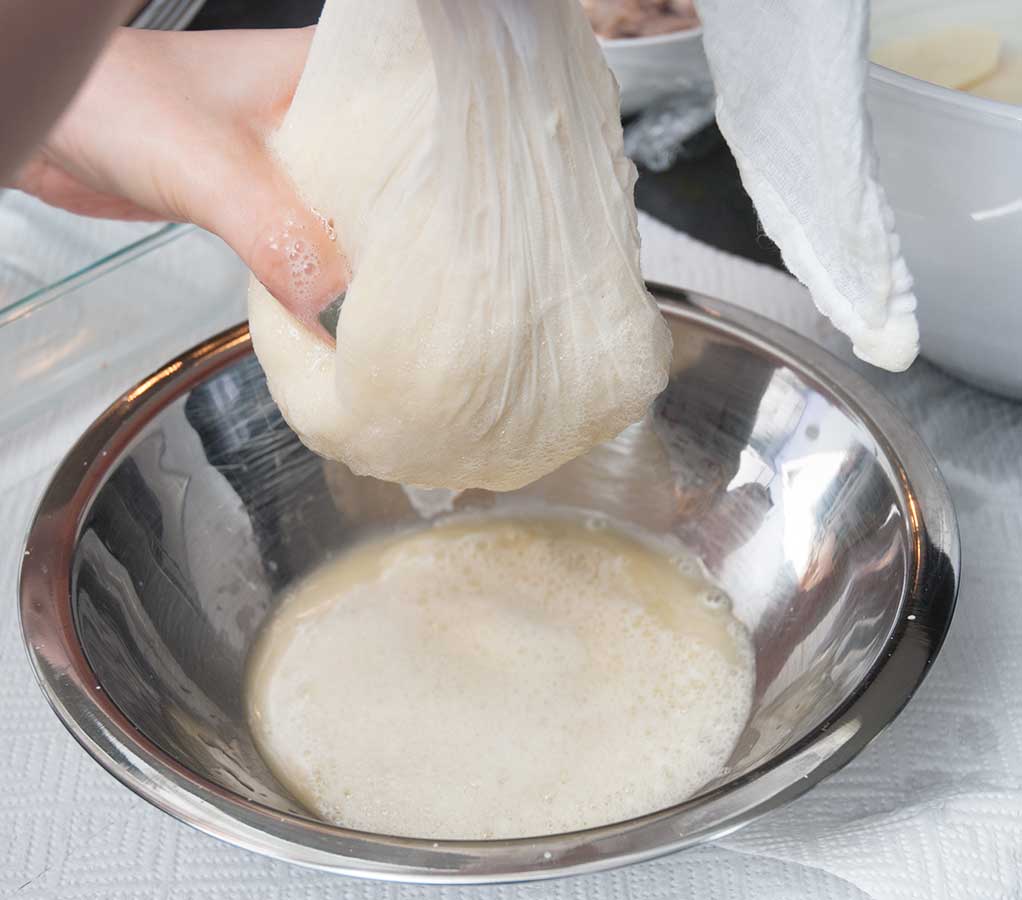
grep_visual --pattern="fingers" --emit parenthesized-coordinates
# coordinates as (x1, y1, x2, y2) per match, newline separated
(192, 145, 348, 343)
(11, 156, 170, 221)
(33, 25, 343, 341)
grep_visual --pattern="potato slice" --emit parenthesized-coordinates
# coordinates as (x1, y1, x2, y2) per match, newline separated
(872, 25, 1002, 90)
(970, 54, 1022, 104)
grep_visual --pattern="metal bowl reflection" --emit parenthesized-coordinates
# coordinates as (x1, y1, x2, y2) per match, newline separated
(19, 286, 958, 883)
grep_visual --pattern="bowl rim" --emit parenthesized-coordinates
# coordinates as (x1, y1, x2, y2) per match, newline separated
(597, 24, 703, 49)
(868, 59, 1022, 120)
(18, 285, 959, 884)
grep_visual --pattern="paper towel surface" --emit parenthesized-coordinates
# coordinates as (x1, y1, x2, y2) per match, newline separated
(1, 210, 1020, 900)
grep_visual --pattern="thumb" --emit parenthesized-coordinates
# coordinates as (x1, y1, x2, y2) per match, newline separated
(194, 145, 348, 342)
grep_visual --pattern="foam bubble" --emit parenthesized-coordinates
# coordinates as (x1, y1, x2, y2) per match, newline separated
(671, 554, 701, 578)
(701, 589, 732, 612)
(311, 206, 337, 242)
(262, 216, 324, 309)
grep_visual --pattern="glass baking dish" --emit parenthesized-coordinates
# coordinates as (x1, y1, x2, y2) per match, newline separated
(0, 220, 247, 444)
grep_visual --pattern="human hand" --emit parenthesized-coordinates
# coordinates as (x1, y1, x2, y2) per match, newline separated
(6, 26, 344, 337)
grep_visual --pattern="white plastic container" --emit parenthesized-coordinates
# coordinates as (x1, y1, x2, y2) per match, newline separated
(599, 3, 1022, 397)
(869, 0, 1022, 397)
(599, 28, 711, 116)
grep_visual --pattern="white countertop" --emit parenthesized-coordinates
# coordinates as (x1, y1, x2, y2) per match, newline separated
(2, 206, 1020, 900)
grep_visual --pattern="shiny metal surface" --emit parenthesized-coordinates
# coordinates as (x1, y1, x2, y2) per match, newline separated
(19, 286, 959, 883)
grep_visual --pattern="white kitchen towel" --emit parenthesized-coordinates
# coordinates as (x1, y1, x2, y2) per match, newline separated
(696, 0, 919, 372)
(2, 210, 1021, 899)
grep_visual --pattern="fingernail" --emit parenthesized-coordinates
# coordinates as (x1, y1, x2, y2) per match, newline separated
(318, 292, 346, 338)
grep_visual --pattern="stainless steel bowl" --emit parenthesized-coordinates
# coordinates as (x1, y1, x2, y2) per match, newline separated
(19, 286, 958, 883)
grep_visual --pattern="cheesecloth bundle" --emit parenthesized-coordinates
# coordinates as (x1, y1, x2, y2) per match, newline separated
(248, 0, 672, 491)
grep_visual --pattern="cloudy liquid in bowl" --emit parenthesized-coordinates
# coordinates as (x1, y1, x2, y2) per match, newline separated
(245, 513, 754, 839)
